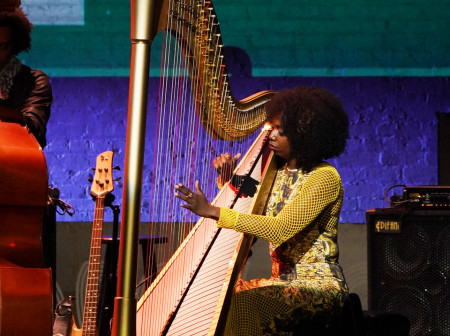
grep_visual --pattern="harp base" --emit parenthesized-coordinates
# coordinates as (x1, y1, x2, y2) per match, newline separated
(111, 297, 137, 336)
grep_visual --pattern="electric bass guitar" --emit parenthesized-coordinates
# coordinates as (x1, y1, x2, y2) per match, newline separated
(72, 151, 115, 336)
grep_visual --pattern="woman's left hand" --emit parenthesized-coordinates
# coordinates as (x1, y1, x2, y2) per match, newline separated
(175, 181, 220, 220)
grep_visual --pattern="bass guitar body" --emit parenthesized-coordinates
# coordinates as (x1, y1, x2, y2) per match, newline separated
(70, 322, 98, 336)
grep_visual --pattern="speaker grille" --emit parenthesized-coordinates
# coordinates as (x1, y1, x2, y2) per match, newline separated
(367, 208, 450, 336)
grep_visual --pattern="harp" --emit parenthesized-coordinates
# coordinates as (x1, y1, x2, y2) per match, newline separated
(111, 0, 276, 335)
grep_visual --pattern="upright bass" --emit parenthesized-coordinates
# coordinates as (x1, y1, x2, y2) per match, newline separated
(0, 122, 53, 335)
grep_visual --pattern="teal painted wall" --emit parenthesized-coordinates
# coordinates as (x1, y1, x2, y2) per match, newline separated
(22, 0, 450, 76)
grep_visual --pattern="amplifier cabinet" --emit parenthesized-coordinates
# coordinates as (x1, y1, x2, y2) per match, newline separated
(366, 207, 450, 336)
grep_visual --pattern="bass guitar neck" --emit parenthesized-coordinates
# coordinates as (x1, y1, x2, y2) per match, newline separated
(72, 151, 115, 336)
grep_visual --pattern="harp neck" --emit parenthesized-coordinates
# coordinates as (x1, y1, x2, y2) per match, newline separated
(132, 0, 276, 140)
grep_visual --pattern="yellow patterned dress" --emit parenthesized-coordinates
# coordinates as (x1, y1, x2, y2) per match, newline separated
(217, 162, 349, 335)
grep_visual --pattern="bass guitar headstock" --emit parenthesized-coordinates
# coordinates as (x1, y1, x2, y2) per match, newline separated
(90, 151, 114, 198)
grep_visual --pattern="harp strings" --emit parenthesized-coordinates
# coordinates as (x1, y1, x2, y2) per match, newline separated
(138, 0, 259, 333)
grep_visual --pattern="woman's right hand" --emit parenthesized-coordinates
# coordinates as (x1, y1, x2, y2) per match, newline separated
(212, 153, 241, 182)
(175, 181, 220, 220)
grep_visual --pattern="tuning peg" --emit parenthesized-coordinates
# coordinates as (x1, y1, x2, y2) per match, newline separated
(91, 167, 96, 171)
(88, 173, 93, 183)
(113, 165, 121, 170)
(114, 177, 121, 182)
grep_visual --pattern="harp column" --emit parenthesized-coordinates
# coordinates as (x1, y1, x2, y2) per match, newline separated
(112, 0, 158, 335)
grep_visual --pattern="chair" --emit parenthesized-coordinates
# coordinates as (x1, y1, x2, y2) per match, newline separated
(341, 293, 366, 336)
(341, 293, 411, 336)
(277, 292, 410, 336)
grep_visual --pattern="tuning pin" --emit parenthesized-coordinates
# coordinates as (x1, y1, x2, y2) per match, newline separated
(91, 167, 96, 171)
(114, 177, 121, 182)
(113, 165, 121, 171)
(88, 173, 93, 182)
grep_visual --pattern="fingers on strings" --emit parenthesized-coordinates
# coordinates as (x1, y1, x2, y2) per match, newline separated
(175, 183, 192, 200)
(213, 153, 241, 178)
(175, 183, 200, 210)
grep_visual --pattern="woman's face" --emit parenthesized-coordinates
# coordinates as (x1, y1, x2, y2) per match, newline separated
(268, 114, 291, 160)
(0, 26, 13, 69)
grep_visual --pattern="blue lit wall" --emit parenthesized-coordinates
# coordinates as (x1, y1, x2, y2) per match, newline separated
(45, 69, 449, 223)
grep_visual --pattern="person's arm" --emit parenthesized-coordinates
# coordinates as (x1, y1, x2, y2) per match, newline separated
(217, 168, 341, 245)
(21, 70, 52, 147)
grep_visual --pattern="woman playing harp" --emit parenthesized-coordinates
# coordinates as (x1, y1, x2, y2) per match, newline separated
(176, 86, 350, 335)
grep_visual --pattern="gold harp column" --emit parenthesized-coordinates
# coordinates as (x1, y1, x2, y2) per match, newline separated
(112, 0, 161, 335)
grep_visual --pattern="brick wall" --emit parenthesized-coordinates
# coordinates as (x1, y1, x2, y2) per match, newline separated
(45, 71, 450, 224)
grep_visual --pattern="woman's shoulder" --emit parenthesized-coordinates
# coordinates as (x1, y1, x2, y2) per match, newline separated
(308, 162, 342, 184)
(314, 162, 339, 173)
(16, 66, 52, 96)
(17, 65, 50, 83)
(29, 67, 51, 87)
(18, 65, 46, 75)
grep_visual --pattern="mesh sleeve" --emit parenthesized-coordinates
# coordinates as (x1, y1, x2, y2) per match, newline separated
(217, 168, 341, 246)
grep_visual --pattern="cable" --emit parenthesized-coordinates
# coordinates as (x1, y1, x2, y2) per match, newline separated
(383, 184, 419, 207)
